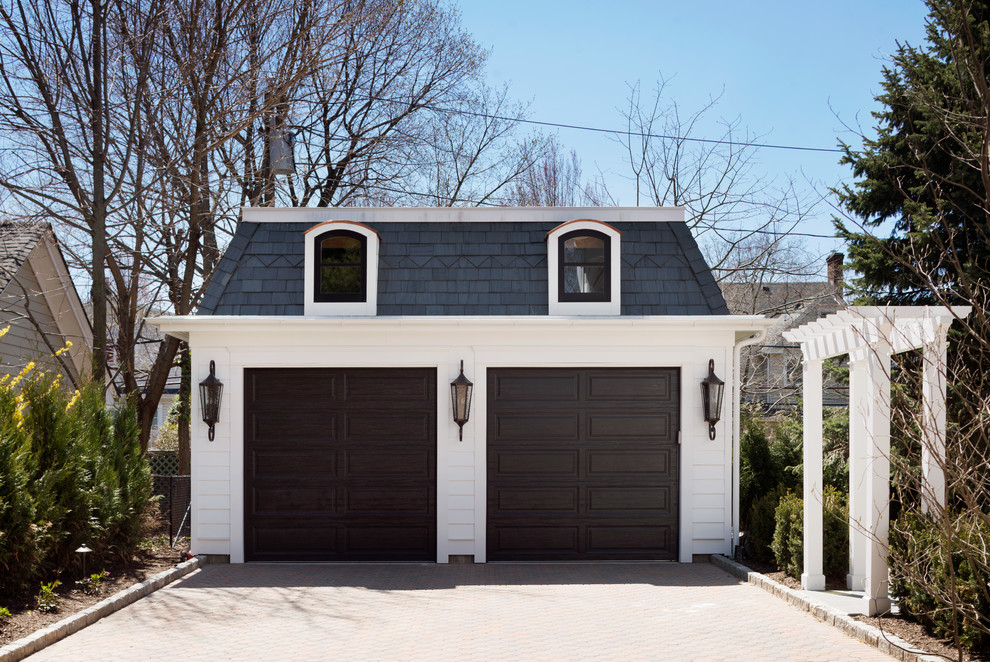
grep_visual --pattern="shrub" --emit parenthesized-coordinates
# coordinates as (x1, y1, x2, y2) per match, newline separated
(745, 484, 787, 563)
(771, 487, 848, 581)
(890, 510, 990, 652)
(0, 351, 152, 600)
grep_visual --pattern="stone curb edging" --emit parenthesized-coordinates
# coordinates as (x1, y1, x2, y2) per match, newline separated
(711, 555, 942, 662)
(0, 555, 206, 662)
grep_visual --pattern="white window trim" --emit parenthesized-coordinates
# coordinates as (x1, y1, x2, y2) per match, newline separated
(547, 219, 621, 315)
(304, 221, 380, 316)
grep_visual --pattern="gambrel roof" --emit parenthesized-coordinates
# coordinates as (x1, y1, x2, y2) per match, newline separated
(198, 209, 728, 317)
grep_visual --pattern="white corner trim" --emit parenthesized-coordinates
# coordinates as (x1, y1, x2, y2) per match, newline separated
(547, 220, 621, 316)
(303, 221, 379, 316)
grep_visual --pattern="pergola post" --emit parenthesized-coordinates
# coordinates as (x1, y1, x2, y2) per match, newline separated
(863, 338, 892, 616)
(801, 358, 825, 591)
(921, 328, 948, 514)
(847, 356, 868, 591)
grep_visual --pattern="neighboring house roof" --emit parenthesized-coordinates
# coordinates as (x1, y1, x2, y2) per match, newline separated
(0, 221, 48, 293)
(0, 221, 93, 382)
(199, 217, 728, 316)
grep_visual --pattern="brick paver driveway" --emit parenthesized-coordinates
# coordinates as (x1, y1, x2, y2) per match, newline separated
(31, 563, 892, 661)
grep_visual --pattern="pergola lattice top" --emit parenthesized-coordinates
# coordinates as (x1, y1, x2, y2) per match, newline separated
(783, 305, 972, 362)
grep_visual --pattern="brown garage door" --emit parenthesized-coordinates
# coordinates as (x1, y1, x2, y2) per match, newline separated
(244, 368, 436, 562)
(488, 368, 679, 561)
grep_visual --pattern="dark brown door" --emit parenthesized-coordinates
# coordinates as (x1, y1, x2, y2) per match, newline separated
(244, 368, 436, 562)
(487, 368, 679, 561)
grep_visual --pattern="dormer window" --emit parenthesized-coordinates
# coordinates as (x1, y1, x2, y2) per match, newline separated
(304, 221, 379, 316)
(546, 219, 621, 316)
(559, 230, 610, 302)
(315, 230, 366, 302)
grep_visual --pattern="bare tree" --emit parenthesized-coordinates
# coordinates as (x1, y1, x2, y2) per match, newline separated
(509, 134, 595, 207)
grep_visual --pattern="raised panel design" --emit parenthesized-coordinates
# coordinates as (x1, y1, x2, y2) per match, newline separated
(587, 373, 672, 400)
(344, 371, 433, 402)
(254, 488, 335, 513)
(345, 413, 430, 441)
(252, 451, 336, 478)
(347, 451, 431, 477)
(253, 527, 337, 554)
(496, 527, 579, 551)
(496, 451, 578, 475)
(497, 488, 579, 512)
(588, 414, 671, 439)
(588, 487, 668, 512)
(495, 414, 579, 440)
(346, 527, 432, 552)
(250, 412, 336, 443)
(587, 526, 670, 552)
(588, 450, 670, 475)
(249, 371, 336, 406)
(347, 488, 431, 513)
(495, 373, 580, 401)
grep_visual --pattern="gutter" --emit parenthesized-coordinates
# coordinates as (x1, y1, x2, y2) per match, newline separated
(731, 327, 769, 556)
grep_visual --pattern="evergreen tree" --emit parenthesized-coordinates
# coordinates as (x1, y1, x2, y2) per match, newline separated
(837, 0, 990, 305)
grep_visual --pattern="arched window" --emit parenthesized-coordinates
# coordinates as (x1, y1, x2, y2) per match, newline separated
(559, 230, 610, 302)
(314, 230, 367, 302)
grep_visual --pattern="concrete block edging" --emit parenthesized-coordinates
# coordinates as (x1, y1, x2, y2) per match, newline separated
(711, 555, 942, 662)
(0, 555, 206, 662)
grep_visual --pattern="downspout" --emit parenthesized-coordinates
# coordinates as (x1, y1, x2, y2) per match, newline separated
(731, 328, 768, 557)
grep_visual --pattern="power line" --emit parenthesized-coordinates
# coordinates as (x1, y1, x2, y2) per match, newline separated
(362, 95, 844, 155)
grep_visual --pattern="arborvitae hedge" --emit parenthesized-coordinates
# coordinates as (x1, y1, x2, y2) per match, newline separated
(0, 361, 152, 598)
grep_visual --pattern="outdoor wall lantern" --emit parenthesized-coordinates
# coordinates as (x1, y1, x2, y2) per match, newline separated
(199, 360, 224, 442)
(450, 360, 474, 441)
(701, 359, 724, 440)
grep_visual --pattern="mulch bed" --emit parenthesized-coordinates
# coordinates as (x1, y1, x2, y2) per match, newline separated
(0, 535, 191, 648)
(736, 558, 988, 662)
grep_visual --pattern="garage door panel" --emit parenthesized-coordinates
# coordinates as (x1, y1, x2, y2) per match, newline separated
(587, 526, 671, 553)
(495, 450, 578, 475)
(343, 371, 434, 402)
(587, 486, 669, 512)
(346, 527, 432, 553)
(251, 450, 336, 478)
(587, 449, 673, 476)
(245, 368, 436, 562)
(587, 373, 673, 400)
(248, 370, 337, 406)
(346, 450, 432, 477)
(496, 487, 579, 512)
(494, 373, 580, 401)
(496, 526, 579, 551)
(587, 413, 673, 439)
(488, 368, 679, 561)
(248, 413, 337, 443)
(253, 487, 336, 514)
(494, 413, 579, 440)
(346, 488, 431, 513)
(345, 413, 431, 441)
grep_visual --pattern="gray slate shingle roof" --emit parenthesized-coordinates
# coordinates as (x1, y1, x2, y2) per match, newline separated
(0, 221, 48, 293)
(198, 221, 728, 316)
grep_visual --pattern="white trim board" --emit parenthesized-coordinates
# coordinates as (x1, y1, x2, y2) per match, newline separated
(241, 206, 686, 225)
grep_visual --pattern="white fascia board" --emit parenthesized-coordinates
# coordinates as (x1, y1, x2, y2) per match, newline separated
(240, 206, 686, 224)
(149, 314, 775, 341)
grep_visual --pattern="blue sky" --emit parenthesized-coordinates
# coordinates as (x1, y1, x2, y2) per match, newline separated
(457, 0, 930, 268)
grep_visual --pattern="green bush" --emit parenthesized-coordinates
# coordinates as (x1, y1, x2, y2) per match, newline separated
(0, 354, 152, 600)
(771, 487, 848, 581)
(890, 510, 990, 652)
(745, 484, 787, 563)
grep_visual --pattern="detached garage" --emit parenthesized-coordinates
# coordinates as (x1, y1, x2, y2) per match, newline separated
(152, 206, 773, 564)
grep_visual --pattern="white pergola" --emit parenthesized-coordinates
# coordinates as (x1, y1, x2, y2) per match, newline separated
(783, 305, 971, 616)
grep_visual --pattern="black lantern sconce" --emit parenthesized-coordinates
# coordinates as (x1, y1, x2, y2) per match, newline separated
(450, 360, 474, 441)
(701, 359, 724, 440)
(199, 360, 224, 441)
